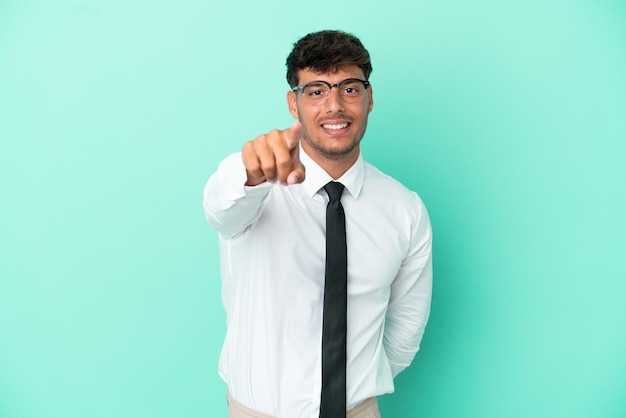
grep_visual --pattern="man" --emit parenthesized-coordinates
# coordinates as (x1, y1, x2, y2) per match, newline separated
(204, 30, 432, 418)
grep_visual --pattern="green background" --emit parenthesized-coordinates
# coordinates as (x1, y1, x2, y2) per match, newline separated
(1, 1, 625, 417)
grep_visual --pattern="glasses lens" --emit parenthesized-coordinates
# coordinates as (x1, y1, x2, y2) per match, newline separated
(302, 82, 330, 104)
(338, 79, 366, 102)
(300, 79, 368, 105)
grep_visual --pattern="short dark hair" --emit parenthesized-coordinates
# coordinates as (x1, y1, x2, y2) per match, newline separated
(285, 30, 373, 88)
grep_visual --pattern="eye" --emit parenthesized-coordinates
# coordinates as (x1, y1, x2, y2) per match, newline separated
(303, 83, 328, 98)
(340, 80, 362, 96)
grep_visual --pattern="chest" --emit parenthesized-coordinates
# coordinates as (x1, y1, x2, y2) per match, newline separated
(253, 189, 411, 291)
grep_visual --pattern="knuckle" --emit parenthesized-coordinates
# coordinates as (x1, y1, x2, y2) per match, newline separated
(252, 134, 267, 147)
(242, 140, 254, 153)
(266, 129, 280, 141)
(275, 155, 291, 169)
(246, 160, 261, 174)
(261, 160, 277, 172)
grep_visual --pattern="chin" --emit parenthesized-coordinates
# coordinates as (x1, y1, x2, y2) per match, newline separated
(314, 140, 360, 160)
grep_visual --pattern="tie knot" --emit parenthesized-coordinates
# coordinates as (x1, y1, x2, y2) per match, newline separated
(324, 181, 345, 202)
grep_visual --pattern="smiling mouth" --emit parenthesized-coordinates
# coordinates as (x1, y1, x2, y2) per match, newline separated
(321, 122, 350, 131)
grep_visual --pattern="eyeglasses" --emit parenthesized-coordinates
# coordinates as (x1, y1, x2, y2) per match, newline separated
(291, 78, 370, 105)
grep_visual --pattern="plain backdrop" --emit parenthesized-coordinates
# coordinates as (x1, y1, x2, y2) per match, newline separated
(1, 1, 625, 417)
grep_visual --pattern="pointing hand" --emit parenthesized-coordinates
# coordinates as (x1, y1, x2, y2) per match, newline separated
(242, 121, 306, 186)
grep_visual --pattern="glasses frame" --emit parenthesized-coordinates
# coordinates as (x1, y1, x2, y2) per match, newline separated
(291, 78, 371, 105)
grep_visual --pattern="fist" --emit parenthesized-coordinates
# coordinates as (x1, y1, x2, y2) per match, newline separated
(242, 121, 305, 186)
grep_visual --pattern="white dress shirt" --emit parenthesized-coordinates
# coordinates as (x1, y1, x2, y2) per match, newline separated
(203, 148, 432, 418)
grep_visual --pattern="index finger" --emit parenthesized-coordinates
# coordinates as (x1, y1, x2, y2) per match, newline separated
(285, 121, 302, 150)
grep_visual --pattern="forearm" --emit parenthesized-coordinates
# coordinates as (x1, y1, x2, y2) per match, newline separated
(383, 207, 433, 377)
(383, 257, 432, 377)
(203, 152, 272, 239)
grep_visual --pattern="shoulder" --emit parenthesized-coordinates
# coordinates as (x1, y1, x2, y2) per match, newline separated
(359, 161, 432, 249)
(362, 161, 426, 208)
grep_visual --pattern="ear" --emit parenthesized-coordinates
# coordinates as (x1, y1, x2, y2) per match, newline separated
(367, 84, 374, 113)
(287, 91, 299, 119)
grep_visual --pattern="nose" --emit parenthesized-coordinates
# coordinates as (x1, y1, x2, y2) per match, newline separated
(324, 87, 344, 113)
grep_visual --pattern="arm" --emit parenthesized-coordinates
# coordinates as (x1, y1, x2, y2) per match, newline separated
(383, 200, 433, 377)
(203, 122, 305, 239)
(203, 153, 272, 239)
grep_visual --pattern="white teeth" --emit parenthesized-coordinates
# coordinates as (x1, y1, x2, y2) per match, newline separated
(322, 123, 348, 130)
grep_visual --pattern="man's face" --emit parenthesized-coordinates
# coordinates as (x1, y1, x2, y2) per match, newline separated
(287, 65, 374, 164)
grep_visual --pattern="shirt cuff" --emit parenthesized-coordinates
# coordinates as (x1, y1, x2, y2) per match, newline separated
(221, 152, 273, 202)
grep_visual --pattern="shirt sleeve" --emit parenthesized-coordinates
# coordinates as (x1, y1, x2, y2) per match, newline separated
(203, 152, 273, 239)
(383, 196, 433, 377)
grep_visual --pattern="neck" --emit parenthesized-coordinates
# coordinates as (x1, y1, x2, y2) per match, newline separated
(302, 144, 360, 179)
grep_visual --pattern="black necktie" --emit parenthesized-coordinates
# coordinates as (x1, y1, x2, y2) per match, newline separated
(320, 181, 347, 418)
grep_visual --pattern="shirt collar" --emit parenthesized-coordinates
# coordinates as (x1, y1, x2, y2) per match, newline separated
(299, 146, 364, 199)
